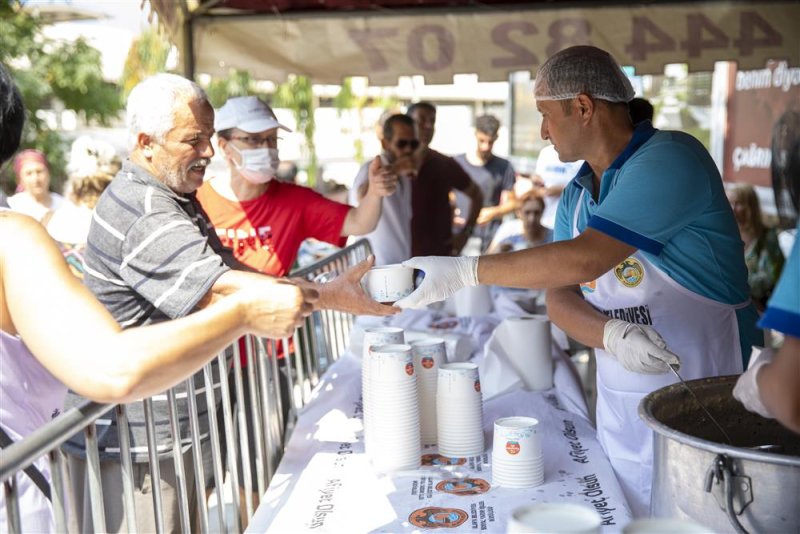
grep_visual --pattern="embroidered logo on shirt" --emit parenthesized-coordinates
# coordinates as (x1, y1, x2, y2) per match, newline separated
(51, 408, 60, 419)
(614, 258, 645, 288)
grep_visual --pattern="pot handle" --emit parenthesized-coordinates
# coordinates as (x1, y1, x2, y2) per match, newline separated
(704, 454, 751, 534)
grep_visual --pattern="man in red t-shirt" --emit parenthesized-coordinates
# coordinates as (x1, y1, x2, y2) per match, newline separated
(197, 96, 398, 523)
(198, 96, 398, 278)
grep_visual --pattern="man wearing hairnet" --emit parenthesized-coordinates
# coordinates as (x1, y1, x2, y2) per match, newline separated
(396, 45, 761, 517)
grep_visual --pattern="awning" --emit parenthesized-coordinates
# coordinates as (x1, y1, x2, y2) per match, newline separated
(149, 0, 800, 83)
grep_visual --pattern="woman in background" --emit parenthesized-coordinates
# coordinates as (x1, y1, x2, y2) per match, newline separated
(486, 193, 552, 254)
(726, 183, 785, 311)
(46, 137, 118, 276)
(7, 149, 69, 225)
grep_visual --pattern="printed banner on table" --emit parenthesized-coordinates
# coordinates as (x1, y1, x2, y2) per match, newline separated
(247, 355, 631, 533)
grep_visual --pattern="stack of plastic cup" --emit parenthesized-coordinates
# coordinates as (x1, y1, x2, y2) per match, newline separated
(436, 362, 484, 457)
(411, 338, 446, 446)
(362, 327, 405, 456)
(365, 344, 421, 472)
(492, 416, 544, 488)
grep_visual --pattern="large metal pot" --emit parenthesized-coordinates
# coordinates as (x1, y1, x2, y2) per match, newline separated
(640, 375, 800, 533)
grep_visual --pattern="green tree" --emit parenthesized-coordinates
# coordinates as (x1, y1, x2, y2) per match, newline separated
(334, 77, 398, 164)
(0, 1, 122, 193)
(119, 27, 171, 99)
(273, 75, 318, 187)
(202, 68, 257, 109)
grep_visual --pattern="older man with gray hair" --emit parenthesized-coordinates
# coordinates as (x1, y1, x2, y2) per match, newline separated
(396, 45, 760, 516)
(62, 73, 384, 532)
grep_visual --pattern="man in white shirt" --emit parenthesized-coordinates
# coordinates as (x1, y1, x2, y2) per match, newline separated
(532, 144, 583, 229)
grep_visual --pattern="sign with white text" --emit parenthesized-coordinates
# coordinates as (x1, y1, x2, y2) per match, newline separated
(723, 60, 800, 186)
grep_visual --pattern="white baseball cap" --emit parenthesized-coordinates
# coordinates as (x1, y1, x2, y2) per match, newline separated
(215, 95, 291, 133)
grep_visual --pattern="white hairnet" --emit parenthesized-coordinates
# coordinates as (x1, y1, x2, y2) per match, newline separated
(534, 46, 635, 103)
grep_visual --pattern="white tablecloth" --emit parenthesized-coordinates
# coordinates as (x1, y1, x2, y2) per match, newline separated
(247, 338, 632, 532)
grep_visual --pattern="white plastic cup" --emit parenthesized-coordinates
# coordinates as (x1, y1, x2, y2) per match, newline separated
(437, 362, 482, 397)
(507, 503, 602, 533)
(362, 264, 415, 303)
(411, 338, 446, 375)
(492, 416, 542, 460)
(368, 344, 415, 383)
(436, 363, 484, 457)
(362, 327, 405, 360)
(363, 340, 411, 458)
(412, 338, 445, 445)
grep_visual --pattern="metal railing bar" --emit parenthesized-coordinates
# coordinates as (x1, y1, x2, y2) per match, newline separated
(166, 390, 191, 534)
(0, 401, 111, 483)
(142, 399, 164, 534)
(116, 404, 138, 533)
(84, 423, 107, 532)
(202, 362, 227, 534)
(185, 378, 209, 533)
(290, 238, 371, 280)
(216, 351, 242, 534)
(3, 477, 21, 534)
(48, 449, 68, 533)
(246, 337, 267, 499)
(256, 338, 279, 482)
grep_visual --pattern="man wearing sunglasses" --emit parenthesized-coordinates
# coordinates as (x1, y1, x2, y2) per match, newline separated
(407, 102, 484, 257)
(349, 113, 419, 266)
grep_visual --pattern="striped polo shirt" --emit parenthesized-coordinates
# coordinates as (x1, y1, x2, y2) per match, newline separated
(63, 160, 231, 462)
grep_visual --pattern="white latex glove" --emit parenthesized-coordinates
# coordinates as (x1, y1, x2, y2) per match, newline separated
(602, 319, 681, 374)
(394, 256, 479, 309)
(732, 346, 776, 419)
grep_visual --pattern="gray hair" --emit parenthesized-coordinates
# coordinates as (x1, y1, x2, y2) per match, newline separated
(126, 73, 208, 150)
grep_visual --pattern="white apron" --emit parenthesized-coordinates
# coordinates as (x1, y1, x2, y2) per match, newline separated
(572, 189, 746, 518)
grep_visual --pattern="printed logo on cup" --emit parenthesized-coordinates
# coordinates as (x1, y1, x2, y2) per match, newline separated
(409, 507, 469, 529)
(474, 379, 481, 393)
(435, 478, 491, 496)
(421, 454, 466, 466)
(506, 440, 521, 455)
(405, 362, 415, 376)
(421, 356, 434, 369)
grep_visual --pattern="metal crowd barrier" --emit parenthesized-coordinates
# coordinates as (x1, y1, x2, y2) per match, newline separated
(0, 238, 372, 533)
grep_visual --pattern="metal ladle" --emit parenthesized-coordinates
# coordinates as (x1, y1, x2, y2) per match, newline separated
(668, 363, 733, 445)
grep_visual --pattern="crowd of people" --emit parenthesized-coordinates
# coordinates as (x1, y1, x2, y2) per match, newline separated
(1, 41, 798, 532)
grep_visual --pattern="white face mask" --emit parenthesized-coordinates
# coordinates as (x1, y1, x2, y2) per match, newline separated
(230, 145, 280, 184)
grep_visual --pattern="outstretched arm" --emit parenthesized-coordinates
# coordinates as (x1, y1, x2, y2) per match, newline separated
(0, 212, 315, 404)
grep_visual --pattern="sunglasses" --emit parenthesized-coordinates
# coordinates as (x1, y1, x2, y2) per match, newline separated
(394, 139, 420, 150)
